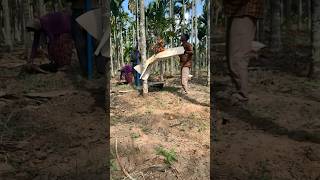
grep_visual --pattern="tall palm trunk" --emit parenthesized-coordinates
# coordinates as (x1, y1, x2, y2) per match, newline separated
(120, 23, 124, 67)
(308, 0, 312, 32)
(207, 0, 210, 86)
(280, 0, 284, 25)
(103, 1, 110, 172)
(310, 0, 320, 78)
(298, 0, 303, 30)
(132, 24, 136, 47)
(192, 0, 198, 77)
(39, 0, 46, 16)
(170, 0, 174, 76)
(139, 0, 148, 94)
(0, 6, 4, 44)
(160, 61, 164, 81)
(182, 0, 187, 33)
(195, 0, 199, 77)
(110, 30, 114, 77)
(136, 0, 140, 45)
(23, 0, 31, 58)
(271, 0, 282, 51)
(287, 0, 292, 18)
(2, 0, 13, 51)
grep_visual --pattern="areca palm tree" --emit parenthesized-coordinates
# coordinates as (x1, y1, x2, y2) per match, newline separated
(139, 0, 148, 94)
(145, 0, 173, 81)
(311, 0, 320, 78)
(2, 0, 13, 51)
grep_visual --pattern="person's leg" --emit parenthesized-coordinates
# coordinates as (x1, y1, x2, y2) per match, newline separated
(229, 16, 256, 101)
(181, 67, 190, 93)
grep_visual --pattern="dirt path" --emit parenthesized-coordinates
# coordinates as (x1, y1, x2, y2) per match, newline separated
(110, 77, 210, 180)
(0, 50, 108, 179)
(213, 65, 320, 179)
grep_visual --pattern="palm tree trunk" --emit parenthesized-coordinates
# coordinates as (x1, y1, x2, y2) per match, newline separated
(39, 0, 46, 16)
(271, 0, 282, 51)
(280, 0, 284, 25)
(23, 0, 31, 58)
(170, 0, 174, 76)
(311, 0, 320, 78)
(298, 0, 303, 30)
(139, 0, 148, 94)
(136, 0, 140, 45)
(160, 61, 164, 81)
(195, 0, 199, 78)
(192, 0, 196, 77)
(2, 0, 13, 51)
(287, 0, 292, 18)
(0, 7, 4, 44)
(102, 1, 110, 171)
(308, 0, 312, 32)
(120, 23, 124, 67)
(207, 0, 210, 86)
(183, 0, 186, 33)
(110, 35, 114, 77)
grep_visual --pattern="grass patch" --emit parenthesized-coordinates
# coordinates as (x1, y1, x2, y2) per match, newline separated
(141, 126, 152, 134)
(130, 132, 140, 139)
(111, 116, 121, 125)
(110, 159, 118, 171)
(155, 146, 177, 165)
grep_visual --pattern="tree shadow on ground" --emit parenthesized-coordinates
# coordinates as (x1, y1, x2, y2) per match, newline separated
(161, 86, 210, 107)
(214, 82, 320, 144)
(64, 63, 106, 110)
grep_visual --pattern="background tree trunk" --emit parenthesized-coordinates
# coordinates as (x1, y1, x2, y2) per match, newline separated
(102, 0, 110, 174)
(0, 3, 5, 45)
(23, 0, 32, 59)
(298, 0, 303, 30)
(2, 0, 13, 51)
(311, 0, 320, 78)
(207, 0, 210, 86)
(169, 0, 174, 76)
(271, 0, 282, 51)
(39, 0, 46, 16)
(139, 0, 148, 94)
(308, 0, 312, 31)
(192, 0, 198, 77)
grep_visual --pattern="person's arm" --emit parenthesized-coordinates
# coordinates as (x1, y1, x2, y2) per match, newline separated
(29, 31, 41, 64)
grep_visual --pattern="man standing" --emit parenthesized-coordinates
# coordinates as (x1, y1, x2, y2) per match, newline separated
(130, 46, 141, 87)
(179, 34, 193, 94)
(224, 0, 264, 105)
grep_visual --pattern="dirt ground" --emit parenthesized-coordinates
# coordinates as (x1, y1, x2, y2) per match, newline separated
(0, 48, 108, 180)
(110, 74, 210, 179)
(212, 46, 320, 179)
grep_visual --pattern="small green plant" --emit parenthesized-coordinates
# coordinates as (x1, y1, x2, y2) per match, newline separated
(130, 132, 140, 139)
(141, 126, 151, 134)
(110, 159, 118, 171)
(155, 146, 177, 165)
